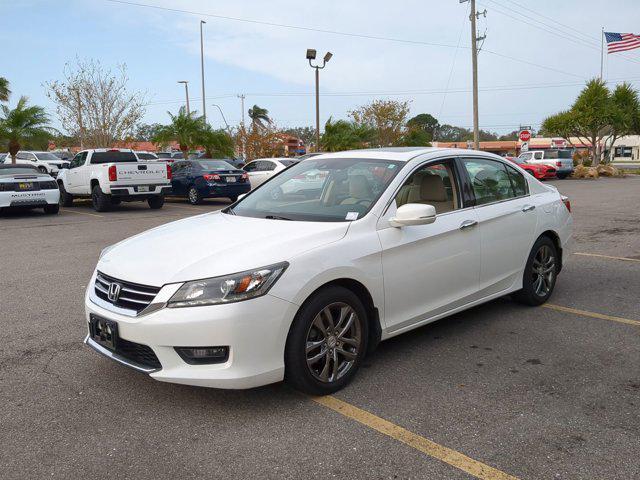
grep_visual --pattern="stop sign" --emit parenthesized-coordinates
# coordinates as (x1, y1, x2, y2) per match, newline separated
(519, 130, 531, 142)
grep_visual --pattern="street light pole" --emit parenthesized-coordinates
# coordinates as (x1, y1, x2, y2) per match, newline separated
(200, 20, 207, 124)
(306, 49, 332, 152)
(178, 80, 190, 114)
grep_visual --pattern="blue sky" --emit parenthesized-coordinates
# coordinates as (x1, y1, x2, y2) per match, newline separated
(2, 0, 640, 135)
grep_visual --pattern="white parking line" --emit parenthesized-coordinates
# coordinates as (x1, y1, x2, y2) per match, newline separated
(61, 209, 104, 218)
(573, 252, 640, 264)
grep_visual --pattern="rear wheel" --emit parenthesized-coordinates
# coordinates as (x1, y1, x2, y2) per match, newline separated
(91, 184, 111, 212)
(58, 182, 74, 207)
(513, 236, 558, 306)
(110, 197, 122, 206)
(148, 195, 164, 209)
(556, 172, 569, 179)
(228, 195, 238, 203)
(188, 186, 203, 205)
(285, 286, 368, 395)
(44, 204, 59, 215)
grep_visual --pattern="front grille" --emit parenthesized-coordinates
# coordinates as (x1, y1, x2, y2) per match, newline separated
(116, 338, 162, 369)
(95, 271, 160, 313)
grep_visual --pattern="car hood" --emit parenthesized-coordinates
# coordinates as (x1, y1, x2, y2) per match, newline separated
(97, 211, 349, 286)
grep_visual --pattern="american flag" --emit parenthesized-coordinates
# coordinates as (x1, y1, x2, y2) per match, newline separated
(604, 32, 640, 54)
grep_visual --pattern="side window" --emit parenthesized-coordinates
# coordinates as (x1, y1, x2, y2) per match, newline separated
(505, 164, 528, 197)
(16, 152, 27, 160)
(171, 162, 183, 174)
(244, 161, 258, 172)
(533, 152, 543, 160)
(462, 158, 516, 206)
(262, 161, 276, 171)
(519, 153, 532, 162)
(70, 153, 85, 169)
(395, 161, 459, 214)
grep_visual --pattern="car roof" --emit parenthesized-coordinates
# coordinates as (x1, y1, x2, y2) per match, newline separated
(309, 147, 503, 162)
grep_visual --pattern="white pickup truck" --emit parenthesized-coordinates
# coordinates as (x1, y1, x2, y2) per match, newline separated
(56, 149, 172, 212)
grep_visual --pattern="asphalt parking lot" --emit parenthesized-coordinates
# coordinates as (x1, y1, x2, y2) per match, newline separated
(1, 177, 639, 480)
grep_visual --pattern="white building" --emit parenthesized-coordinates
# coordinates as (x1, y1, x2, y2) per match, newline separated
(612, 135, 640, 165)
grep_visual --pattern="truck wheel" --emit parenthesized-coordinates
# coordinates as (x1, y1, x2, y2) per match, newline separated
(188, 186, 203, 205)
(148, 195, 164, 209)
(44, 204, 59, 215)
(556, 172, 569, 179)
(110, 197, 122, 206)
(91, 185, 111, 212)
(58, 183, 74, 207)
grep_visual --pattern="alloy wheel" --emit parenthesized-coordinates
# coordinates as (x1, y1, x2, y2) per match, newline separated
(532, 245, 555, 297)
(189, 188, 198, 204)
(305, 302, 361, 383)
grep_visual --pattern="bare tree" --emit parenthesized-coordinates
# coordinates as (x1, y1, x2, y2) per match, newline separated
(45, 59, 146, 148)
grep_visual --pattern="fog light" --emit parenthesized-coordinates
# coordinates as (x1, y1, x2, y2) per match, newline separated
(175, 346, 229, 364)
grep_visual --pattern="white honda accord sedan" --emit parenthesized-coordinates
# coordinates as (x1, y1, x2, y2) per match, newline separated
(86, 148, 572, 394)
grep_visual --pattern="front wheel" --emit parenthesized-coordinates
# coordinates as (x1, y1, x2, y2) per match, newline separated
(148, 195, 164, 209)
(285, 286, 368, 395)
(188, 186, 203, 205)
(58, 183, 74, 207)
(513, 236, 558, 306)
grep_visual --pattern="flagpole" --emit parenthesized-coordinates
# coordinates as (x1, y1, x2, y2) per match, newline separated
(600, 27, 604, 80)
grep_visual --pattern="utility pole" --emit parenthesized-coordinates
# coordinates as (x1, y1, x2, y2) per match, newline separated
(600, 27, 604, 80)
(200, 20, 207, 124)
(462, 0, 486, 150)
(238, 94, 246, 159)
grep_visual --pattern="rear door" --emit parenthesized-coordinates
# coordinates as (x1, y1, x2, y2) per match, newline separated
(459, 157, 538, 295)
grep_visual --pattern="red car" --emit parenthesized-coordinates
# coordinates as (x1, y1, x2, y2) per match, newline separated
(505, 156, 556, 180)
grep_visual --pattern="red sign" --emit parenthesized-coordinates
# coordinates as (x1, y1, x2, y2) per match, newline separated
(519, 130, 531, 142)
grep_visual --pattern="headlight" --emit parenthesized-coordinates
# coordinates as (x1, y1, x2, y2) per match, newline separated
(167, 262, 288, 308)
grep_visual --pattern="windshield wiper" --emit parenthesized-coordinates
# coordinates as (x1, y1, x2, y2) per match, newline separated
(264, 214, 292, 221)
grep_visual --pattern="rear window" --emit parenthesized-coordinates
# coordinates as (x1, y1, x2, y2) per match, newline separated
(136, 153, 158, 160)
(197, 160, 235, 170)
(90, 151, 138, 164)
(0, 166, 38, 175)
(279, 160, 297, 166)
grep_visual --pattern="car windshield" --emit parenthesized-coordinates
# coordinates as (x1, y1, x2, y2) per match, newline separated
(198, 160, 235, 170)
(228, 157, 403, 222)
(34, 152, 60, 160)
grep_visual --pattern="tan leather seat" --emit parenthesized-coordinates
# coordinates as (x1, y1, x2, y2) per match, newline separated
(407, 174, 453, 213)
(340, 175, 373, 205)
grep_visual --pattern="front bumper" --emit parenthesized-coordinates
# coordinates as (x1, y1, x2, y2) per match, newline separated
(0, 189, 60, 208)
(84, 277, 299, 389)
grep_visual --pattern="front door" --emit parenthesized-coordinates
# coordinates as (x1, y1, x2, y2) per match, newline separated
(378, 159, 481, 333)
(459, 157, 538, 295)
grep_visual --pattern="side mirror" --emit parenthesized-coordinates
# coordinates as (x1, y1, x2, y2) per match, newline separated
(389, 203, 437, 228)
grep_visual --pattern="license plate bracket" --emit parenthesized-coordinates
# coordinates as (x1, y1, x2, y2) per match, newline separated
(89, 314, 119, 350)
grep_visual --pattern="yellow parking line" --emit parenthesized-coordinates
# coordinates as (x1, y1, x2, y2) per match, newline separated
(573, 252, 640, 264)
(543, 304, 640, 327)
(61, 208, 104, 218)
(312, 395, 519, 480)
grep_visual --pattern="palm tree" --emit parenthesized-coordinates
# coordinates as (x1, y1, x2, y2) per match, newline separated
(199, 126, 235, 158)
(248, 105, 271, 129)
(321, 118, 373, 152)
(152, 107, 204, 158)
(0, 77, 9, 102)
(0, 96, 52, 163)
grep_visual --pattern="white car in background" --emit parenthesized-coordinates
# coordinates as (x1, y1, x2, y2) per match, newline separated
(3, 151, 69, 176)
(135, 151, 160, 161)
(0, 164, 60, 214)
(242, 157, 297, 189)
(85, 148, 572, 395)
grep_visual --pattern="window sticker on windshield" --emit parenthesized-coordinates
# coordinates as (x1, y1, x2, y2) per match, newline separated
(345, 212, 359, 220)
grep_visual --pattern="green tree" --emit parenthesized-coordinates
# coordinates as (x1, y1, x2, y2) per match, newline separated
(349, 99, 410, 147)
(282, 126, 315, 146)
(0, 77, 10, 102)
(248, 105, 271, 129)
(397, 128, 431, 147)
(407, 113, 439, 141)
(604, 82, 640, 161)
(498, 130, 520, 141)
(200, 127, 235, 158)
(134, 123, 163, 142)
(321, 118, 373, 152)
(0, 96, 53, 162)
(152, 107, 204, 159)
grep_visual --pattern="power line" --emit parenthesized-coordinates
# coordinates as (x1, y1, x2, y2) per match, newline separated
(105, 0, 585, 79)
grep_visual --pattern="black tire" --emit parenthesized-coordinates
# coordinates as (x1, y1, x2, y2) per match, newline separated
(37, 166, 48, 174)
(44, 204, 59, 215)
(110, 197, 122, 206)
(148, 195, 164, 209)
(556, 172, 569, 179)
(513, 236, 559, 306)
(91, 184, 111, 212)
(58, 182, 74, 207)
(228, 195, 239, 203)
(188, 186, 203, 205)
(285, 286, 368, 395)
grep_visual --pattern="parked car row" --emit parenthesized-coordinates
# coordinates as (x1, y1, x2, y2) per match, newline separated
(3, 151, 70, 176)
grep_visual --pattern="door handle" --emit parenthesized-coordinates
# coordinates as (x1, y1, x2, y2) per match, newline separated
(460, 219, 478, 230)
(522, 204, 536, 212)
